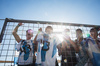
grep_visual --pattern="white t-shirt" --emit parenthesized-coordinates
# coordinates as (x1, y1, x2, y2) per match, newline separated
(36, 32, 61, 66)
(16, 40, 34, 65)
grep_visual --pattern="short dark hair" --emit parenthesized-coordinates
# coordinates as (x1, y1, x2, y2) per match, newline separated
(45, 26, 53, 30)
(76, 29, 82, 32)
(90, 28, 95, 32)
(90, 27, 100, 32)
(90, 27, 99, 32)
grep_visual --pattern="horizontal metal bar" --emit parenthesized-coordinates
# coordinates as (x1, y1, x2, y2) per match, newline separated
(0, 61, 14, 63)
(6, 18, 100, 27)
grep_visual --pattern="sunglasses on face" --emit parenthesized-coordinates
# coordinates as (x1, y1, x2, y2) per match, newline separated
(28, 34, 31, 35)
(27, 33, 32, 36)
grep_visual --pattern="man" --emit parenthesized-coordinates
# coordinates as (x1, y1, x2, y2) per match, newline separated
(35, 26, 60, 66)
(97, 29, 100, 49)
(57, 29, 78, 66)
(12, 23, 36, 66)
(75, 29, 88, 66)
(85, 27, 100, 66)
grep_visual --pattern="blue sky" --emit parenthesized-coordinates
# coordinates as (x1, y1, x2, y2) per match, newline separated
(0, 0, 100, 32)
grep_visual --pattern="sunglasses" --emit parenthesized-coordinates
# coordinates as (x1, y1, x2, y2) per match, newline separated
(28, 34, 31, 35)
(27, 33, 32, 36)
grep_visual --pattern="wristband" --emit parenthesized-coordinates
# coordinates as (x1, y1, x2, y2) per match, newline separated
(38, 31, 40, 34)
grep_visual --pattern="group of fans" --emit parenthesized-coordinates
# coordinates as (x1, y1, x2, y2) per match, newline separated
(12, 23, 100, 66)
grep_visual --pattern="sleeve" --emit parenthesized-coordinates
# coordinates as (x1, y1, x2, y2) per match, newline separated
(16, 40, 22, 51)
(85, 37, 93, 48)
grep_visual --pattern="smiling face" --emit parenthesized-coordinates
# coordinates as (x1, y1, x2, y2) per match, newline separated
(76, 29, 83, 39)
(90, 28, 98, 39)
(26, 29, 33, 40)
(63, 29, 70, 35)
(63, 29, 70, 40)
(45, 26, 53, 34)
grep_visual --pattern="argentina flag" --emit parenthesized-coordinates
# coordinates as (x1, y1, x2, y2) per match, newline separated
(14, 43, 19, 66)
(88, 40, 100, 66)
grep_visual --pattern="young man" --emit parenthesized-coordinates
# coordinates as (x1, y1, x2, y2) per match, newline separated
(75, 29, 88, 66)
(85, 27, 100, 66)
(97, 30, 100, 49)
(35, 26, 61, 66)
(12, 23, 36, 66)
(57, 29, 78, 66)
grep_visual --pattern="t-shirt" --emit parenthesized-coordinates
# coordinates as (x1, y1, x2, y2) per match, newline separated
(57, 40, 77, 66)
(36, 32, 61, 66)
(85, 36, 100, 66)
(16, 40, 34, 65)
(75, 38, 86, 59)
(85, 36, 100, 50)
(75, 38, 89, 66)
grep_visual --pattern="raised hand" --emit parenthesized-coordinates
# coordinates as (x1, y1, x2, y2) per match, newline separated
(18, 23, 24, 26)
(38, 28, 42, 32)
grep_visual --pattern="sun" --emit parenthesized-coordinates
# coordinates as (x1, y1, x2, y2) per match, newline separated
(56, 34, 64, 42)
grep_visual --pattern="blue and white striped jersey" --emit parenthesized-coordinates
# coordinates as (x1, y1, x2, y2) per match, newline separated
(36, 32, 61, 66)
(16, 40, 34, 65)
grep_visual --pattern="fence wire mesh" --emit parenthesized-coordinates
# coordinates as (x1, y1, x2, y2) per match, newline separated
(0, 18, 99, 66)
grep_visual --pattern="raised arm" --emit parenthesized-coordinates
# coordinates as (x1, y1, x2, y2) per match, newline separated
(12, 23, 23, 43)
(69, 38, 79, 52)
(33, 28, 42, 43)
(33, 28, 42, 51)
